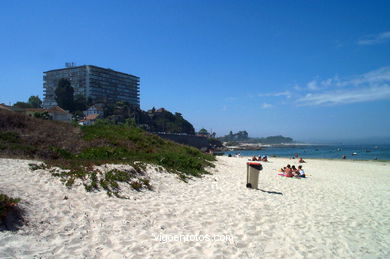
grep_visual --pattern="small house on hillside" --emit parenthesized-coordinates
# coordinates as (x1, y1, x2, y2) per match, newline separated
(0, 104, 14, 112)
(83, 104, 104, 117)
(47, 106, 72, 122)
(79, 114, 100, 126)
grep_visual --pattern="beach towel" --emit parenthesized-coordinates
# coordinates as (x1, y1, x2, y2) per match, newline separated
(278, 173, 294, 178)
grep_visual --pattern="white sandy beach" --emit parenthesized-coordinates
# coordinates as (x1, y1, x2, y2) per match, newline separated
(0, 156, 389, 258)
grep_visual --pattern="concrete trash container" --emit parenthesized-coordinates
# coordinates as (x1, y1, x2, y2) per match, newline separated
(246, 162, 263, 189)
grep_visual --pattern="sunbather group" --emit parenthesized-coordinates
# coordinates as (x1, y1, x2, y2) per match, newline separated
(251, 155, 268, 162)
(278, 164, 305, 178)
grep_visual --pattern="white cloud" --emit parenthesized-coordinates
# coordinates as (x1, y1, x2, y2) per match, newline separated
(293, 84, 302, 91)
(353, 66, 390, 84)
(357, 31, 390, 45)
(320, 78, 334, 87)
(332, 67, 390, 87)
(307, 80, 319, 90)
(295, 66, 390, 106)
(258, 91, 291, 98)
(258, 66, 390, 107)
(261, 103, 273, 109)
(296, 85, 390, 106)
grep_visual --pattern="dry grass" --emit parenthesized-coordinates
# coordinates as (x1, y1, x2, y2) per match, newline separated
(0, 110, 84, 159)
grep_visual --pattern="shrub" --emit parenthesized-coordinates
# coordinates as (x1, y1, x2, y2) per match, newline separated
(28, 163, 47, 171)
(0, 132, 20, 143)
(130, 181, 143, 191)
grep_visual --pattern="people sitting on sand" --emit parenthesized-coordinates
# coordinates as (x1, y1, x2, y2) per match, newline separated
(252, 156, 258, 161)
(291, 165, 297, 173)
(284, 164, 294, 177)
(296, 165, 305, 178)
(279, 164, 306, 178)
(261, 155, 268, 162)
(299, 157, 305, 163)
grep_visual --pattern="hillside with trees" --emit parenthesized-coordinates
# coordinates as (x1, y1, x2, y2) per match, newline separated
(53, 79, 196, 134)
(9, 78, 196, 135)
(12, 96, 42, 109)
(219, 131, 293, 144)
(102, 105, 195, 135)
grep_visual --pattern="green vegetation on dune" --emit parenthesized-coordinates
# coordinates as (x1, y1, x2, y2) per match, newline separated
(78, 121, 215, 177)
(0, 110, 215, 195)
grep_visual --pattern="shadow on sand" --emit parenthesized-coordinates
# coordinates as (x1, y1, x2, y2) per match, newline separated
(257, 189, 283, 195)
(0, 206, 25, 231)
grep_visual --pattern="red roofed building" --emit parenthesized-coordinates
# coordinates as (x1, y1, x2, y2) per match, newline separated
(0, 104, 14, 112)
(79, 113, 100, 126)
(47, 106, 72, 122)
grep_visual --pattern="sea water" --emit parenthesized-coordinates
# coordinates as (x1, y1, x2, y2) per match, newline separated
(223, 144, 390, 161)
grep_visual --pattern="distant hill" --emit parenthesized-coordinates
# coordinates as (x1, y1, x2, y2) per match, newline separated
(219, 131, 293, 144)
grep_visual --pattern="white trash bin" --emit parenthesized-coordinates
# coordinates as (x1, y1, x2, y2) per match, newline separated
(246, 162, 263, 189)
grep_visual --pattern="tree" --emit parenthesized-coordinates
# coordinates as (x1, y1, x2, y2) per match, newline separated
(151, 109, 195, 134)
(73, 94, 87, 112)
(28, 96, 42, 108)
(198, 128, 209, 135)
(87, 97, 94, 106)
(13, 102, 32, 109)
(33, 111, 50, 120)
(55, 78, 74, 111)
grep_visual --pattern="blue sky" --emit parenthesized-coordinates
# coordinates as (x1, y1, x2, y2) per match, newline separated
(1, 0, 390, 142)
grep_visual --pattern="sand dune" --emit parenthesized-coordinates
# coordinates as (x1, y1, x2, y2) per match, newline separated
(0, 156, 389, 258)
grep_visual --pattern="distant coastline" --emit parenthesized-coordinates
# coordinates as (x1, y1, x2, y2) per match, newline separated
(223, 142, 316, 151)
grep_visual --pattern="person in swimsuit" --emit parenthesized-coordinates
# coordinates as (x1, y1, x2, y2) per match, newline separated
(284, 164, 293, 177)
(291, 165, 297, 174)
(297, 165, 305, 178)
